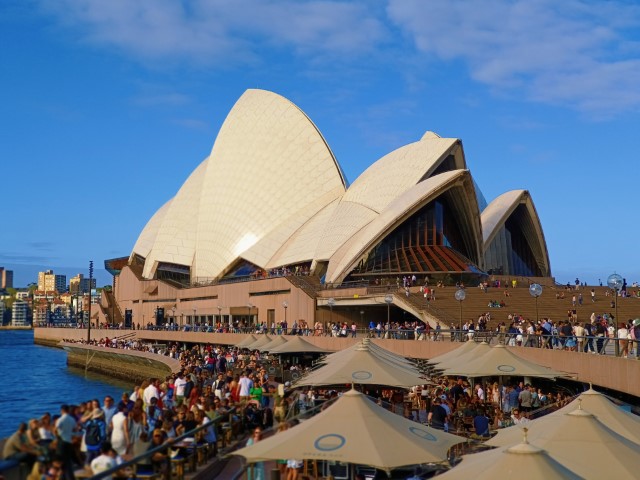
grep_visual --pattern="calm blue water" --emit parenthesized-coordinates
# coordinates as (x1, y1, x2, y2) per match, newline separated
(0, 329, 131, 439)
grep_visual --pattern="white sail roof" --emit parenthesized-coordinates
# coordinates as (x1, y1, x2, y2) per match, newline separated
(131, 198, 173, 259)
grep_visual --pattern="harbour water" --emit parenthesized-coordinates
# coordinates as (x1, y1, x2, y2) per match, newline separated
(0, 329, 131, 439)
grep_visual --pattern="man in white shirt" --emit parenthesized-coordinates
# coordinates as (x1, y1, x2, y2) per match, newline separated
(90, 442, 117, 480)
(511, 409, 530, 425)
(475, 384, 485, 402)
(174, 373, 188, 406)
(143, 378, 160, 407)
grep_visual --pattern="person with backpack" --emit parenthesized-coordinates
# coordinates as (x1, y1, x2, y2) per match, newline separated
(84, 408, 107, 465)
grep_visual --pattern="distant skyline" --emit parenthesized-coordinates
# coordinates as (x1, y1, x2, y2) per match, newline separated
(1, 264, 110, 290)
(1, 1, 639, 288)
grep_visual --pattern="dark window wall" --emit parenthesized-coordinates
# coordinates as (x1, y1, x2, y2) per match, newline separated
(354, 198, 480, 275)
(484, 205, 544, 277)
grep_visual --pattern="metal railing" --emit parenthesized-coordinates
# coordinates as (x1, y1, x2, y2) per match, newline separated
(91, 407, 237, 480)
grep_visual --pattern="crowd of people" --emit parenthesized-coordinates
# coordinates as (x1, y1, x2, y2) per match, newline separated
(415, 378, 573, 438)
(477, 316, 640, 357)
(1, 340, 328, 480)
(3, 328, 605, 480)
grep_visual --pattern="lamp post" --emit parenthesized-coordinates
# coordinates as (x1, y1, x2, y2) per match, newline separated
(172, 306, 176, 329)
(247, 302, 254, 327)
(327, 297, 335, 331)
(87, 260, 93, 343)
(283, 301, 288, 333)
(529, 283, 543, 323)
(217, 305, 223, 329)
(193, 308, 196, 329)
(607, 273, 623, 356)
(455, 288, 466, 342)
(384, 294, 393, 339)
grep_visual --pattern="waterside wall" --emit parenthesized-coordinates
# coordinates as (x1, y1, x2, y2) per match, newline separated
(61, 343, 182, 384)
(34, 328, 640, 398)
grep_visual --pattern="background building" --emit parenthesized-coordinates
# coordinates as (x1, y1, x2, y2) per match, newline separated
(11, 300, 29, 327)
(38, 270, 67, 294)
(110, 90, 553, 330)
(69, 274, 95, 295)
(131, 89, 550, 286)
(0, 267, 13, 289)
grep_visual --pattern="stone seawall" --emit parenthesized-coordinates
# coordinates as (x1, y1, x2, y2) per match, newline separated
(34, 328, 640, 398)
(61, 343, 181, 384)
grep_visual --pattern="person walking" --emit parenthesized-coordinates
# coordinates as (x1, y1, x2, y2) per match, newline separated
(617, 323, 629, 358)
(246, 428, 265, 480)
(55, 405, 77, 480)
(109, 404, 130, 456)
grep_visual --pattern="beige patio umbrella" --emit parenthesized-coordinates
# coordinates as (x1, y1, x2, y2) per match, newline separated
(244, 335, 273, 350)
(233, 389, 464, 470)
(490, 388, 640, 445)
(295, 343, 429, 388)
(433, 342, 492, 371)
(437, 434, 583, 479)
(268, 335, 332, 354)
(427, 340, 483, 365)
(258, 335, 288, 352)
(486, 407, 640, 478)
(321, 338, 416, 369)
(552, 387, 640, 443)
(442, 344, 569, 378)
(236, 335, 258, 348)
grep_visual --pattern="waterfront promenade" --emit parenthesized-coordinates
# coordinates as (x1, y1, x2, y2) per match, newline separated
(34, 327, 640, 398)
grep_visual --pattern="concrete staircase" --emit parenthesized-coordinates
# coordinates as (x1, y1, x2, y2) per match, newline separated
(101, 288, 124, 325)
(286, 275, 323, 299)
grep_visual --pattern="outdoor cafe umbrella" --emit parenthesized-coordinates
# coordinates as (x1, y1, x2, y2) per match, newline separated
(244, 335, 273, 350)
(236, 335, 258, 348)
(441, 344, 569, 379)
(432, 342, 492, 371)
(490, 387, 640, 445)
(437, 434, 583, 479)
(268, 335, 333, 354)
(320, 338, 417, 369)
(233, 389, 465, 470)
(553, 387, 640, 443)
(427, 340, 484, 365)
(295, 343, 429, 388)
(486, 407, 640, 479)
(258, 335, 288, 352)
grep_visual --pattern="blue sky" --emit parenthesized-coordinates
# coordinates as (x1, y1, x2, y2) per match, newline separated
(1, 0, 639, 288)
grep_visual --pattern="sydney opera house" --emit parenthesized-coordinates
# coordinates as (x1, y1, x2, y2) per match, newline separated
(107, 89, 550, 329)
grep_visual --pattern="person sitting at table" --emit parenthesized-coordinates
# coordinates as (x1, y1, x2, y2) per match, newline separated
(3, 422, 41, 466)
(146, 429, 170, 474)
(194, 409, 217, 457)
(472, 408, 491, 438)
(174, 408, 197, 438)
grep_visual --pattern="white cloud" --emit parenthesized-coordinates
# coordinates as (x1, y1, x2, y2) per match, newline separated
(37, 0, 388, 66)
(387, 0, 640, 115)
(35, 0, 640, 116)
